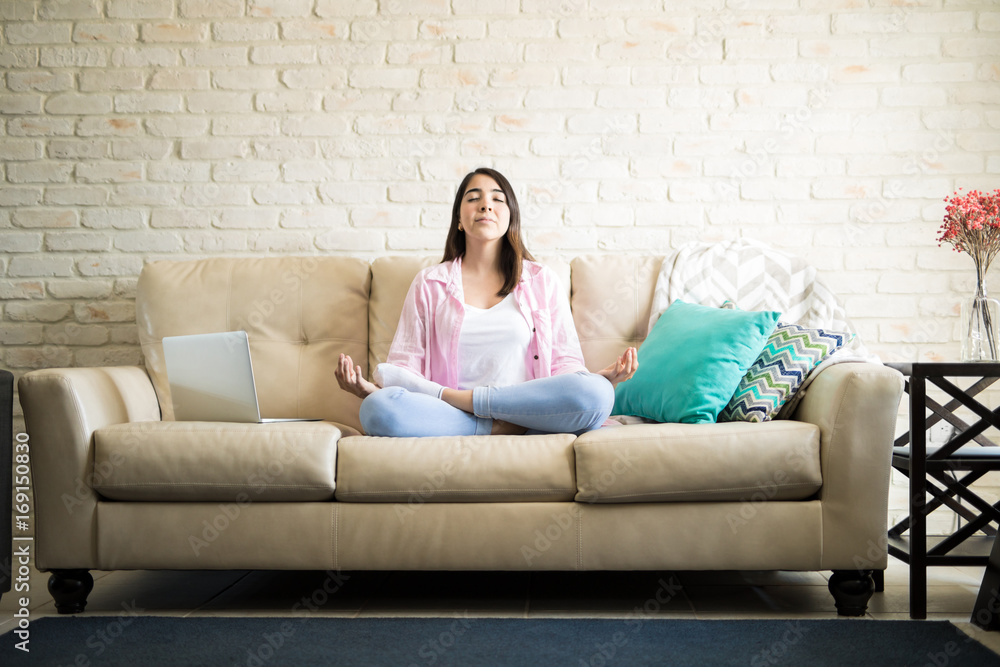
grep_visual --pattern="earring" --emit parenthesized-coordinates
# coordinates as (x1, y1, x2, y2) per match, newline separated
(458, 225, 463, 232)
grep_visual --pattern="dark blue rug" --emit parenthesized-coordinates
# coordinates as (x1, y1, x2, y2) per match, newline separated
(2, 616, 998, 666)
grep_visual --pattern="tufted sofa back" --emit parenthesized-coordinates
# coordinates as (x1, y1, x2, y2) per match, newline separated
(136, 257, 370, 430)
(135, 254, 664, 431)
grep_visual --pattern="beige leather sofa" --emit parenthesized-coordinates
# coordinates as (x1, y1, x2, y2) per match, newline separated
(18, 255, 904, 616)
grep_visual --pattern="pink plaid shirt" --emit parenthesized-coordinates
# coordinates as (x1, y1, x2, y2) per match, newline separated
(386, 257, 589, 389)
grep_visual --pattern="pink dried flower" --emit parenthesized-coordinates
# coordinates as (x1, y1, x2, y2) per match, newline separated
(937, 188, 1000, 275)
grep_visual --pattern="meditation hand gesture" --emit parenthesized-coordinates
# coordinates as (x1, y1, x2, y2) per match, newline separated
(335, 353, 380, 399)
(598, 347, 638, 388)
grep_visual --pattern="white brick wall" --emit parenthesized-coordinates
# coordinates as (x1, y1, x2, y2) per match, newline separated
(1, 1, 999, 430)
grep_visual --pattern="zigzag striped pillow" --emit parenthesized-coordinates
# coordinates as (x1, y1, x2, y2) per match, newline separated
(718, 322, 853, 423)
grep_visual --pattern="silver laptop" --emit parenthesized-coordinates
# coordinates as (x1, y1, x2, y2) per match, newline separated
(162, 331, 318, 423)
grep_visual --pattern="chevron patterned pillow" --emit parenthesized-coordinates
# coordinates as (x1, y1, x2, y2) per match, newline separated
(718, 323, 854, 423)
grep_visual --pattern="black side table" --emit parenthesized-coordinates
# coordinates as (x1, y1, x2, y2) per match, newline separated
(886, 362, 1000, 621)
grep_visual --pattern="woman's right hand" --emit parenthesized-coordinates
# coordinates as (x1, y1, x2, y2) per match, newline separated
(335, 353, 380, 399)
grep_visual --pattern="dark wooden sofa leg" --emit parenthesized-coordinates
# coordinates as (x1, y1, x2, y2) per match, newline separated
(48, 569, 94, 614)
(872, 568, 885, 592)
(829, 570, 875, 617)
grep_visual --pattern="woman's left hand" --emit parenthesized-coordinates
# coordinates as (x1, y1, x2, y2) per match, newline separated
(597, 346, 638, 388)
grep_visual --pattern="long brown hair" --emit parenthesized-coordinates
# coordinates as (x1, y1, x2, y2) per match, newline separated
(442, 167, 535, 297)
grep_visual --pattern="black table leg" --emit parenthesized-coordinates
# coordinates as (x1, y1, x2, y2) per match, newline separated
(910, 373, 927, 619)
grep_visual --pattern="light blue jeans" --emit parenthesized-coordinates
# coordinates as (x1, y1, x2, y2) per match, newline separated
(359, 371, 615, 437)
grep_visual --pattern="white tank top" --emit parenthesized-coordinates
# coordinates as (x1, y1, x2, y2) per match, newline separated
(457, 293, 531, 390)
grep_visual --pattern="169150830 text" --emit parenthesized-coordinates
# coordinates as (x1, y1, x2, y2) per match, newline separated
(12, 431, 33, 653)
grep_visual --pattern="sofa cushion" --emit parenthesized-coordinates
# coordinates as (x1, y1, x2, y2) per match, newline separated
(573, 421, 822, 503)
(92, 421, 342, 502)
(612, 299, 780, 424)
(335, 434, 577, 502)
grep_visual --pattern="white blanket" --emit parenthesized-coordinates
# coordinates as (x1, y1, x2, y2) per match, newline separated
(645, 238, 879, 417)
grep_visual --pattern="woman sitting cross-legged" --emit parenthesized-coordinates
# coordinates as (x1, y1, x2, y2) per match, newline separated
(335, 167, 638, 437)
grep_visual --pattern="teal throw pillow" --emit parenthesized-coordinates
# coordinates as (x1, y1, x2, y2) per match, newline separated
(612, 300, 780, 424)
(718, 322, 854, 423)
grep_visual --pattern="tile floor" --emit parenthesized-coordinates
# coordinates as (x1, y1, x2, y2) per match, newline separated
(2, 556, 1000, 657)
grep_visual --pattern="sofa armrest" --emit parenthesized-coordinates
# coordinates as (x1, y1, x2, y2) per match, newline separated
(791, 362, 904, 570)
(18, 366, 160, 570)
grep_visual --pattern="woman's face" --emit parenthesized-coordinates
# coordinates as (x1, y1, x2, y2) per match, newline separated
(459, 173, 511, 246)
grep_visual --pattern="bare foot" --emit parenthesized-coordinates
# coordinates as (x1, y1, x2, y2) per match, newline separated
(335, 353, 379, 399)
(440, 387, 474, 413)
(491, 419, 527, 436)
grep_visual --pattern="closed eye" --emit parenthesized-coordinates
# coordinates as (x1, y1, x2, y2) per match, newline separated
(465, 187, 506, 203)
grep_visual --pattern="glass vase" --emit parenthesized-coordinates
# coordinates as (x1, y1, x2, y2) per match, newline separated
(962, 277, 1000, 362)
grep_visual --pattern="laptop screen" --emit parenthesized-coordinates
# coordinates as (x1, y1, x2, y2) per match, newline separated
(162, 331, 262, 422)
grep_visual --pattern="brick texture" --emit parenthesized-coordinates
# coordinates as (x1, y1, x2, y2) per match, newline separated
(1, 1, 998, 429)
